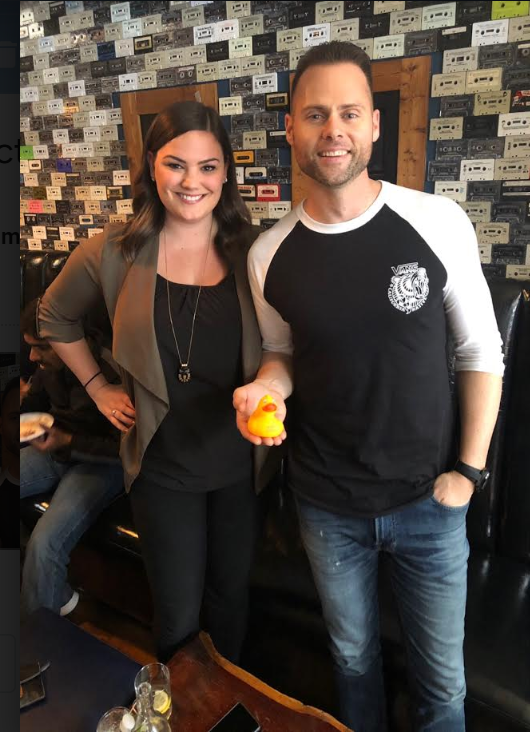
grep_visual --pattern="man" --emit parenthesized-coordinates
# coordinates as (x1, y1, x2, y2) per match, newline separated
(234, 42, 504, 732)
(20, 298, 124, 617)
(0, 377, 20, 548)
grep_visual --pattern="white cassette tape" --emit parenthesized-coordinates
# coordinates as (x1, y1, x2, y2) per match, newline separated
(105, 23, 123, 42)
(389, 8, 421, 35)
(54, 241, 70, 252)
(24, 173, 39, 187)
(227, 2, 251, 20)
(277, 28, 303, 52)
(476, 223, 510, 244)
(242, 130, 267, 149)
(459, 200, 491, 223)
(33, 145, 49, 159)
(241, 55, 265, 75)
(303, 24, 331, 48)
(51, 173, 66, 187)
(252, 73, 277, 94)
(182, 6, 205, 27)
(494, 158, 530, 180)
(113, 170, 131, 186)
(115, 39, 134, 58)
(374, 1, 406, 13)
(197, 62, 220, 82)
(75, 186, 91, 201)
(422, 2, 456, 30)
(373, 34, 405, 60)
(116, 200, 134, 215)
(118, 73, 138, 92)
(137, 71, 157, 89)
(27, 240, 43, 251)
(219, 59, 242, 79)
(508, 16, 530, 43)
(504, 137, 530, 159)
(90, 186, 107, 201)
(235, 167, 245, 185)
(83, 127, 101, 142)
(193, 24, 216, 45)
(68, 80, 86, 97)
(85, 201, 101, 214)
(216, 19, 240, 42)
(47, 98, 64, 114)
(46, 186, 62, 200)
(268, 201, 292, 218)
(110, 2, 131, 23)
(431, 72, 467, 97)
(460, 159, 495, 181)
(478, 243, 492, 263)
(434, 181, 468, 200)
(246, 202, 268, 217)
(21, 87, 40, 103)
(465, 68, 502, 94)
(474, 90, 511, 116)
(354, 38, 374, 59)
(239, 15, 263, 37)
(219, 97, 243, 116)
(442, 47, 478, 74)
(471, 19, 509, 47)
(430, 117, 464, 140)
(244, 167, 267, 181)
(42, 67, 60, 84)
(507, 264, 530, 279)
(290, 49, 308, 69)
(330, 19, 360, 41)
(229, 37, 252, 58)
(59, 227, 75, 241)
(122, 19, 142, 39)
(316, 2, 344, 23)
(185, 45, 207, 65)
(31, 226, 46, 240)
(498, 112, 530, 137)
(142, 15, 162, 35)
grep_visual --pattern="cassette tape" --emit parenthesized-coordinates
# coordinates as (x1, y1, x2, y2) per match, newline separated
(389, 9, 422, 35)
(492, 1, 530, 20)
(508, 15, 530, 43)
(459, 200, 492, 222)
(503, 66, 530, 90)
(265, 52, 289, 73)
(472, 19, 509, 47)
(219, 96, 243, 116)
(436, 139, 469, 159)
(476, 222, 510, 243)
(233, 150, 255, 165)
(239, 15, 264, 37)
(468, 137, 506, 158)
(267, 130, 288, 147)
(422, 3, 456, 31)
(267, 166, 291, 184)
(494, 157, 530, 180)
(134, 36, 153, 54)
(252, 32, 277, 55)
(460, 158, 495, 181)
(230, 76, 253, 96)
(439, 25, 472, 51)
(428, 160, 460, 180)
(492, 244, 526, 265)
(254, 111, 279, 131)
(236, 166, 244, 185)
(231, 113, 254, 133)
(501, 180, 530, 199)
(266, 92, 289, 111)
(431, 72, 466, 97)
(288, 4, 316, 29)
(269, 201, 292, 218)
(252, 73, 278, 95)
(478, 243, 492, 263)
(244, 166, 267, 181)
(474, 90, 511, 116)
(277, 28, 303, 52)
(245, 202, 269, 218)
(316, 1, 346, 23)
(193, 23, 216, 45)
(464, 115, 498, 138)
(328, 19, 359, 44)
(242, 94, 266, 113)
(256, 149, 280, 168)
(515, 43, 530, 67)
(359, 15, 390, 39)
(344, 1, 372, 18)
(242, 130, 267, 149)
(440, 94, 475, 117)
(227, 2, 251, 20)
(457, 1, 496, 25)
(238, 184, 256, 199)
(430, 117, 464, 140)
(229, 132, 244, 151)
(257, 184, 280, 201)
(303, 23, 331, 48)
(492, 200, 527, 223)
(498, 111, 530, 136)
(511, 89, 530, 112)
(373, 34, 405, 60)
(443, 47, 479, 74)
(506, 263, 530, 278)
(478, 43, 515, 69)
(229, 37, 252, 58)
(196, 62, 220, 83)
(218, 59, 241, 79)
(241, 55, 265, 76)
(504, 136, 530, 158)
(466, 68, 503, 94)
(206, 41, 229, 63)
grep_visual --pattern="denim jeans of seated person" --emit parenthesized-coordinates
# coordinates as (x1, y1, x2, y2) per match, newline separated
(20, 446, 124, 617)
(295, 492, 470, 732)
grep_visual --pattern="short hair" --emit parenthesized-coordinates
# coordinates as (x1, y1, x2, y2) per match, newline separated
(20, 298, 41, 340)
(291, 41, 373, 103)
(1, 377, 19, 411)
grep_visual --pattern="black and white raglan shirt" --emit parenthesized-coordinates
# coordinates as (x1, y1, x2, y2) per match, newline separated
(248, 181, 505, 517)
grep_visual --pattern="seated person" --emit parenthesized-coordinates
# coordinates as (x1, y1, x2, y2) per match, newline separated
(20, 298, 124, 617)
(0, 377, 20, 548)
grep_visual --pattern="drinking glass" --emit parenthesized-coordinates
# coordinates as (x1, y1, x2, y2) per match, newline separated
(134, 663, 172, 719)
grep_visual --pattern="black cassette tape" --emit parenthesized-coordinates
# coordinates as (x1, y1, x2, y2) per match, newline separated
(493, 201, 526, 224)
(82, 172, 98, 186)
(439, 25, 472, 52)
(91, 61, 109, 79)
(53, 82, 69, 98)
(63, 49, 81, 66)
(468, 137, 505, 158)
(126, 55, 146, 74)
(467, 181, 502, 201)
(242, 94, 266, 113)
(344, 1, 373, 17)
(511, 89, 530, 112)
(20, 102, 32, 116)
(265, 52, 289, 73)
(267, 166, 291, 184)
(231, 114, 254, 134)
(456, 0, 492, 25)
(23, 214, 38, 227)
(229, 133, 244, 151)
(435, 139, 469, 160)
(263, 8, 289, 33)
(43, 17, 60, 36)
(108, 57, 127, 76)
(42, 159, 57, 172)
(230, 77, 253, 97)
(46, 226, 60, 240)
(256, 149, 280, 166)
(161, 7, 182, 26)
(260, 218, 279, 230)
(30, 118, 44, 131)
(428, 161, 460, 181)
(206, 41, 229, 63)
(93, 214, 110, 226)
(43, 115, 59, 130)
(360, 15, 390, 39)
(20, 71, 28, 87)
(253, 32, 277, 55)
(405, 29, 439, 57)
(288, 3, 316, 28)
(21, 56, 34, 72)
(69, 128, 84, 143)
(38, 172, 52, 186)
(85, 79, 102, 97)
(101, 76, 120, 94)
(129, 0, 150, 17)
(513, 229, 530, 246)
(503, 66, 530, 90)
(75, 62, 93, 81)
(479, 43, 515, 70)
(96, 42, 116, 62)
(93, 6, 111, 24)
(501, 181, 530, 200)
(55, 201, 71, 214)
(254, 112, 279, 131)
(68, 201, 84, 215)
(463, 115, 498, 139)
(266, 92, 289, 111)
(39, 130, 54, 145)
(177, 66, 197, 84)
(110, 140, 127, 155)
(204, 1, 227, 23)
(95, 94, 113, 110)
(482, 263, 507, 278)
(267, 129, 288, 148)
(157, 69, 177, 88)
(100, 201, 117, 214)
(515, 44, 530, 67)
(491, 245, 526, 265)
(153, 32, 173, 51)
(173, 27, 194, 48)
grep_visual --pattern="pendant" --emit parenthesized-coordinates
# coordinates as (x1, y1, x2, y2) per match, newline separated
(178, 364, 191, 383)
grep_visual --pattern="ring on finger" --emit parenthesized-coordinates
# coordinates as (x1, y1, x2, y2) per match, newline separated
(112, 409, 117, 416)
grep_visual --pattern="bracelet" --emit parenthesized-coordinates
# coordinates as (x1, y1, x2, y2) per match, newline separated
(83, 370, 102, 389)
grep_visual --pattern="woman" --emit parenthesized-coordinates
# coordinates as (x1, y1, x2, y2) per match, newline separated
(38, 101, 275, 662)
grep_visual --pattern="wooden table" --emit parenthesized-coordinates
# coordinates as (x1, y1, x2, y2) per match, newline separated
(167, 632, 352, 732)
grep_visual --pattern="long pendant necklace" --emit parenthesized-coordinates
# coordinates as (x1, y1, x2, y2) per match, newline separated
(164, 223, 212, 383)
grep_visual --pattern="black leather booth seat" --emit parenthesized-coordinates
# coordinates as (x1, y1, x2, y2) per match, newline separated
(20, 251, 530, 731)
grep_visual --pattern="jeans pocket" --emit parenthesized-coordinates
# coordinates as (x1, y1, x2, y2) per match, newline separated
(429, 495, 471, 513)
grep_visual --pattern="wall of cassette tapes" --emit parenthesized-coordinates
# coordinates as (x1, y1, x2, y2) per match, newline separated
(20, 1, 530, 280)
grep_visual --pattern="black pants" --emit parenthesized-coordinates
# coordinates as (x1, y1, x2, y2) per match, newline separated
(130, 475, 257, 663)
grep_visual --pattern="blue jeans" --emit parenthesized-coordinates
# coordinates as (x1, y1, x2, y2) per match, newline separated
(296, 493, 470, 732)
(20, 446, 124, 616)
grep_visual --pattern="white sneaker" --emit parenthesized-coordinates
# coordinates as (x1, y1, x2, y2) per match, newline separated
(59, 590, 80, 617)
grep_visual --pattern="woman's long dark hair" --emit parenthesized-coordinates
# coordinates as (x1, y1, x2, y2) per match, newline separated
(117, 100, 251, 262)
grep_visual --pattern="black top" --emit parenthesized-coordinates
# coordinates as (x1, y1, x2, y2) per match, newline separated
(141, 273, 252, 491)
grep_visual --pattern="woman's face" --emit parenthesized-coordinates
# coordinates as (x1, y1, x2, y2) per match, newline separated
(149, 130, 228, 225)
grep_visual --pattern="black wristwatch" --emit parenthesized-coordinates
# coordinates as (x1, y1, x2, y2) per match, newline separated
(454, 460, 491, 492)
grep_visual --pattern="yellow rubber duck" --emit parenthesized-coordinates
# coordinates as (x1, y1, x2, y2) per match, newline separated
(248, 395, 285, 438)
